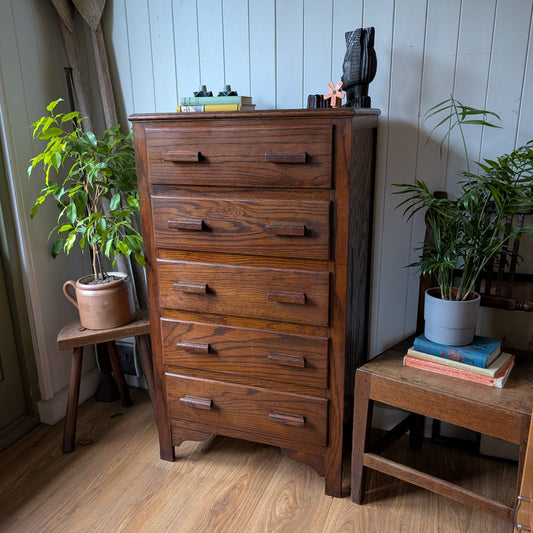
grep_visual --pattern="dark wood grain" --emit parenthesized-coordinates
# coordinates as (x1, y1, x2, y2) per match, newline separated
(151, 195, 330, 259)
(165, 372, 328, 448)
(160, 318, 328, 389)
(130, 109, 379, 497)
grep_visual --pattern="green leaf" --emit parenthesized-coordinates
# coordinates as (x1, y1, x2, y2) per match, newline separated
(85, 131, 97, 147)
(46, 99, 63, 112)
(37, 127, 64, 140)
(51, 239, 64, 258)
(66, 202, 77, 224)
(61, 111, 79, 123)
(110, 193, 121, 211)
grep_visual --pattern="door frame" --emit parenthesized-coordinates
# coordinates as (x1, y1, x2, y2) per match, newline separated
(0, 130, 39, 451)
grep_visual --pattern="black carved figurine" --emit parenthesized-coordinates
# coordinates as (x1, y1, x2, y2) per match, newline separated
(341, 27, 377, 108)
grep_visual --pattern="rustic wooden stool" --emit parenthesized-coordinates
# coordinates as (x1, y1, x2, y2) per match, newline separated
(57, 309, 153, 453)
(351, 338, 533, 523)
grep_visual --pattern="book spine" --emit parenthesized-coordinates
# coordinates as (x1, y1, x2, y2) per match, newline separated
(403, 355, 497, 385)
(180, 96, 248, 105)
(412, 337, 487, 367)
(177, 104, 243, 112)
(407, 348, 513, 377)
(492, 362, 515, 388)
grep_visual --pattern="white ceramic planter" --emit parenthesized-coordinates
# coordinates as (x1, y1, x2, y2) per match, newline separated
(424, 287, 480, 346)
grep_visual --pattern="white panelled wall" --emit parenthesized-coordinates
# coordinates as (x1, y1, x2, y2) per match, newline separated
(105, 0, 533, 355)
(0, 0, 532, 423)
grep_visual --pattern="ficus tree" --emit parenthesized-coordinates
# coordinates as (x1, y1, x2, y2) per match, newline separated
(28, 99, 145, 281)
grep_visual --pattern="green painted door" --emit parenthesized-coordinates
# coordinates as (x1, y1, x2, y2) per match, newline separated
(0, 248, 25, 429)
(0, 131, 38, 450)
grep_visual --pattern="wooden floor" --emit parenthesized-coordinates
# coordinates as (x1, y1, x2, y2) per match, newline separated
(0, 387, 518, 533)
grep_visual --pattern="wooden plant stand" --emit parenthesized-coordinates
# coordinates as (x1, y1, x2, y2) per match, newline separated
(57, 310, 153, 453)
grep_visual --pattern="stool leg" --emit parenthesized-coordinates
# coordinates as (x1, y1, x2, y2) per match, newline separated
(62, 346, 83, 453)
(106, 341, 132, 407)
(351, 370, 373, 504)
(409, 414, 425, 450)
(136, 334, 155, 407)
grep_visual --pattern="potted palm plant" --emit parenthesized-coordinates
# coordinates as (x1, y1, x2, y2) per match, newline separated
(28, 99, 145, 329)
(395, 97, 533, 345)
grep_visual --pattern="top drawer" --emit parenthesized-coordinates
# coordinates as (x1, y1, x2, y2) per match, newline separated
(144, 122, 333, 188)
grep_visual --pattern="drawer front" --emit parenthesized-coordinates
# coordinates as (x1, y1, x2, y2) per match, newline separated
(157, 259, 330, 326)
(161, 318, 329, 389)
(152, 196, 330, 260)
(145, 123, 332, 188)
(166, 373, 328, 447)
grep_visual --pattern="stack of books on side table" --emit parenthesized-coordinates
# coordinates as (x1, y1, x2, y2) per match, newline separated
(176, 95, 256, 113)
(403, 334, 515, 388)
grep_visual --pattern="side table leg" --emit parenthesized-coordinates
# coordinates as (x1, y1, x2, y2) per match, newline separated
(62, 346, 84, 453)
(107, 341, 132, 407)
(351, 370, 373, 504)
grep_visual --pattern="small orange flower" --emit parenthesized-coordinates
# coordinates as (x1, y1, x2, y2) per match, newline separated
(324, 81, 345, 107)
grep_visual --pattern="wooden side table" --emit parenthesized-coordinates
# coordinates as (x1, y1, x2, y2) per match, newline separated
(57, 310, 153, 453)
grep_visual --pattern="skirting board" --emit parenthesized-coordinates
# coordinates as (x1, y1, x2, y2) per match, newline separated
(36, 367, 100, 425)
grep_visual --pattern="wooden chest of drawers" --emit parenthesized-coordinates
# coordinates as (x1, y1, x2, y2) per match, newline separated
(130, 108, 378, 496)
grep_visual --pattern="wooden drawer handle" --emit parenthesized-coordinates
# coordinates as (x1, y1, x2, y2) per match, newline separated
(265, 151, 307, 163)
(176, 341, 211, 354)
(179, 395, 213, 410)
(168, 218, 205, 231)
(173, 281, 208, 294)
(266, 223, 306, 236)
(163, 151, 200, 162)
(267, 290, 306, 305)
(269, 411, 305, 427)
(268, 352, 306, 368)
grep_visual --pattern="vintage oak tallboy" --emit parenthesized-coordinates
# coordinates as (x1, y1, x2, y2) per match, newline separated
(130, 108, 378, 496)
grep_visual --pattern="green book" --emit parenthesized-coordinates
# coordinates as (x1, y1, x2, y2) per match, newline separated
(180, 95, 252, 105)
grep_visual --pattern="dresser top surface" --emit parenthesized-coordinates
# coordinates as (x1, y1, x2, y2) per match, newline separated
(129, 108, 381, 123)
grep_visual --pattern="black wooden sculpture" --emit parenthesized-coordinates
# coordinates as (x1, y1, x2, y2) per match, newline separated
(341, 27, 377, 108)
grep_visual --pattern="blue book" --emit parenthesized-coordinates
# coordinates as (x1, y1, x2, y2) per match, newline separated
(412, 334, 502, 368)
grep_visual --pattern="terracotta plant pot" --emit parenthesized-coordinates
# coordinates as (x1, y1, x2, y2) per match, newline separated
(424, 287, 480, 346)
(63, 272, 136, 330)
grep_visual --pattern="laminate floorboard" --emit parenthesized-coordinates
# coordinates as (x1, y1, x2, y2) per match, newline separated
(0, 387, 517, 532)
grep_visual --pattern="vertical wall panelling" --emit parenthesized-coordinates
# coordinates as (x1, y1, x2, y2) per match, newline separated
(407, 2, 461, 328)
(303, 0, 333, 106)
(332, 0, 363, 83)
(149, 0, 178, 112)
(371, 0, 428, 350)
(196, 0, 225, 94)
(248, 0, 276, 109)
(447, 0, 496, 189)
(125, 0, 155, 113)
(173, 0, 201, 103)
(222, 0, 251, 97)
(276, 0, 304, 108)
(362, 0, 394, 356)
(517, 10, 533, 145)
(483, 0, 533, 159)
(3, 2, 533, 424)
(105, 0, 134, 125)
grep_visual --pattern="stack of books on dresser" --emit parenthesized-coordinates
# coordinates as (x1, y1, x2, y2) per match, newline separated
(176, 95, 255, 113)
(403, 334, 515, 388)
